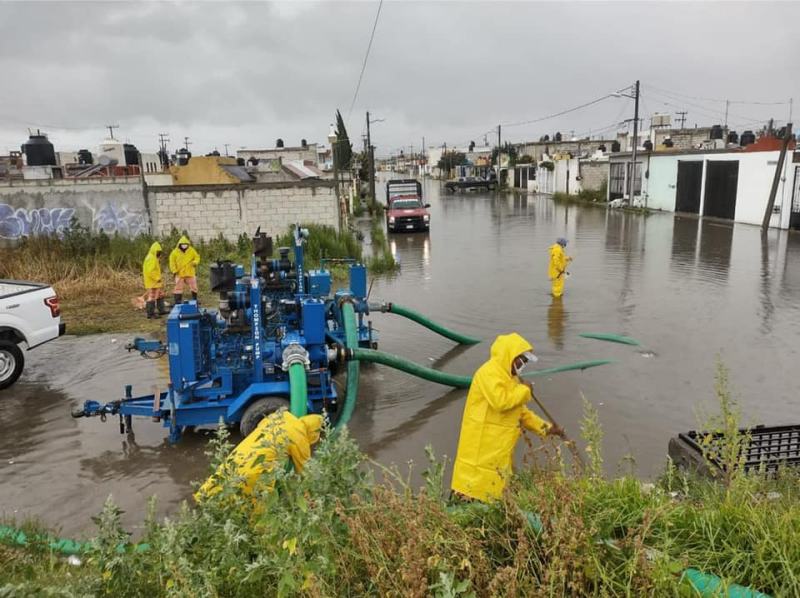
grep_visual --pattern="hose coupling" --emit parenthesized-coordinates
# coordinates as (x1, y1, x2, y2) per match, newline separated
(282, 343, 310, 370)
(367, 301, 390, 313)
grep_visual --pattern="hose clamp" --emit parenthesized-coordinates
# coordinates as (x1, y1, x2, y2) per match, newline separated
(282, 343, 310, 370)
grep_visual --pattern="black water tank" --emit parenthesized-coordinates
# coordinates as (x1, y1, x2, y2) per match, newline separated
(21, 133, 56, 166)
(206, 150, 220, 157)
(176, 148, 191, 166)
(247, 156, 259, 165)
(710, 125, 724, 140)
(611, 140, 621, 153)
(276, 138, 284, 148)
(236, 157, 245, 166)
(663, 138, 675, 148)
(727, 131, 739, 144)
(77, 149, 93, 165)
(554, 132, 562, 142)
(643, 140, 653, 151)
(740, 130, 756, 147)
(301, 139, 308, 148)
(598, 144, 607, 152)
(123, 143, 139, 166)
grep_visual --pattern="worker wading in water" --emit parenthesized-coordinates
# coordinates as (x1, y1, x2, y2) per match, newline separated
(548, 238, 572, 298)
(451, 333, 565, 502)
(169, 235, 201, 305)
(142, 241, 169, 319)
(195, 411, 323, 502)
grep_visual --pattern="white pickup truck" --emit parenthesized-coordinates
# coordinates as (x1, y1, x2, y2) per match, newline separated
(0, 280, 65, 389)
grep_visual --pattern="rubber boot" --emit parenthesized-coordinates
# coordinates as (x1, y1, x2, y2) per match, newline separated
(173, 293, 182, 306)
(156, 298, 170, 315)
(146, 301, 157, 319)
(191, 291, 198, 304)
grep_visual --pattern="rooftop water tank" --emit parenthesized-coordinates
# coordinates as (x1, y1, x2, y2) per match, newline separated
(21, 132, 56, 166)
(710, 124, 724, 140)
(176, 148, 191, 166)
(123, 143, 139, 166)
(663, 138, 675, 148)
(727, 131, 739, 145)
(77, 149, 93, 165)
(740, 130, 756, 147)
(643, 140, 653, 151)
(554, 132, 562, 142)
(611, 140, 621, 153)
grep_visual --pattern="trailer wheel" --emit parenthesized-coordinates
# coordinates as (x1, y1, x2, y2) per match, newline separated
(0, 340, 24, 390)
(240, 396, 290, 437)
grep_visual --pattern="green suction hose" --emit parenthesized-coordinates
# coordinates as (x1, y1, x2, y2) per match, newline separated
(375, 302, 481, 345)
(579, 332, 641, 346)
(335, 302, 360, 429)
(520, 359, 614, 379)
(288, 362, 308, 417)
(349, 348, 472, 388)
(0, 524, 148, 557)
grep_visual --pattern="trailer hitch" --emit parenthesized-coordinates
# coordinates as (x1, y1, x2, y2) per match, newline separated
(125, 337, 167, 358)
(71, 400, 120, 421)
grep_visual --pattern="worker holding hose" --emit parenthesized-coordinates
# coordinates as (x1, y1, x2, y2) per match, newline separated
(451, 333, 565, 502)
(169, 235, 200, 305)
(195, 411, 323, 502)
(548, 237, 572, 298)
(141, 241, 169, 319)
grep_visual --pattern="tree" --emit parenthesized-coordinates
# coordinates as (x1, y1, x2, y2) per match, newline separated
(334, 110, 353, 171)
(437, 150, 466, 173)
(491, 142, 518, 165)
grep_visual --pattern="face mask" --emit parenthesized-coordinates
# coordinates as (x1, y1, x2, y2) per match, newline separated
(513, 358, 527, 376)
(179, 244, 188, 251)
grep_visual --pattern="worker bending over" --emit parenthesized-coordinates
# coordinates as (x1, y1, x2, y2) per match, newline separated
(451, 333, 565, 502)
(195, 411, 323, 502)
(142, 241, 169, 319)
(169, 235, 201, 305)
(548, 238, 572, 298)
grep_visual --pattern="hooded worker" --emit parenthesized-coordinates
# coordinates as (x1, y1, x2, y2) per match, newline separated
(195, 411, 323, 502)
(548, 238, 572, 298)
(169, 235, 200, 305)
(451, 333, 564, 502)
(142, 241, 169, 319)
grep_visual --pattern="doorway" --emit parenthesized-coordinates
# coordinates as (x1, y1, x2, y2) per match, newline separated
(675, 161, 702, 213)
(703, 160, 739, 220)
(790, 166, 800, 230)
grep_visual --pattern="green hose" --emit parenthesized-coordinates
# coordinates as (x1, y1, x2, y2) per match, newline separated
(288, 362, 308, 417)
(385, 303, 481, 345)
(0, 524, 148, 556)
(350, 348, 472, 388)
(520, 359, 615, 379)
(681, 568, 771, 598)
(579, 333, 641, 346)
(335, 302, 360, 429)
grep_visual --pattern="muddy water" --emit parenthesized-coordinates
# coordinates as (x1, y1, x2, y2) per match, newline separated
(4, 180, 800, 535)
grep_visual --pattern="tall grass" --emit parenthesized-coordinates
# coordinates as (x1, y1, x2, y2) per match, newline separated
(2, 366, 798, 596)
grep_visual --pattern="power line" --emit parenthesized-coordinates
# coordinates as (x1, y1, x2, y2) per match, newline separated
(501, 93, 616, 128)
(646, 82, 790, 106)
(347, 0, 384, 118)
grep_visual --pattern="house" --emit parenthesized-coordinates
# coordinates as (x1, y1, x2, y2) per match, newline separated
(237, 142, 320, 167)
(608, 133, 799, 229)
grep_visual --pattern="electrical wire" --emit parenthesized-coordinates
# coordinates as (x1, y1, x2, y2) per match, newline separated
(644, 85, 765, 123)
(645, 82, 789, 106)
(501, 94, 615, 128)
(347, 0, 384, 119)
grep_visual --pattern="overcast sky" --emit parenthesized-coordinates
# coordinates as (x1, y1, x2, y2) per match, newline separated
(0, 1, 797, 157)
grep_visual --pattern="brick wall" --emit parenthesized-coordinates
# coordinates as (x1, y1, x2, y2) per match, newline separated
(579, 162, 608, 192)
(149, 180, 338, 240)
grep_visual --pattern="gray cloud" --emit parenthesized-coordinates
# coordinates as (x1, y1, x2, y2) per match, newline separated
(0, 1, 797, 156)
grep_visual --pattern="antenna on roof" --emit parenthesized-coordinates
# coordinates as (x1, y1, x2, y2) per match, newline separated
(106, 124, 119, 140)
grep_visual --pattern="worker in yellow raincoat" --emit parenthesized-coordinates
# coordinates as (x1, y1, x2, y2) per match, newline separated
(548, 238, 572, 298)
(142, 241, 169, 319)
(169, 235, 201, 305)
(195, 411, 323, 502)
(451, 333, 565, 502)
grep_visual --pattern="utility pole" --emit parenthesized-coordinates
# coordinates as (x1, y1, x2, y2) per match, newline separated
(496, 124, 501, 187)
(762, 123, 793, 232)
(628, 80, 640, 205)
(224, 143, 230, 157)
(106, 124, 119, 140)
(366, 111, 376, 211)
(675, 111, 688, 129)
(421, 136, 425, 175)
(724, 100, 730, 128)
(183, 136, 192, 151)
(158, 132, 170, 169)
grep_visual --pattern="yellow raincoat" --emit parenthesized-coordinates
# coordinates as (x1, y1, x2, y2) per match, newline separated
(548, 243, 570, 298)
(142, 242, 163, 289)
(169, 235, 201, 278)
(195, 411, 323, 502)
(451, 333, 551, 502)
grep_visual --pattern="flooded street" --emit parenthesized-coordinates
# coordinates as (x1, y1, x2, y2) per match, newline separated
(4, 180, 800, 535)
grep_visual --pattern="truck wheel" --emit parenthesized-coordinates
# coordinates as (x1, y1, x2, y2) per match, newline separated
(0, 340, 24, 390)
(240, 396, 290, 437)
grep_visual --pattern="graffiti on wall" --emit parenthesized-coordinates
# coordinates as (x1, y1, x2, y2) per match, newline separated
(0, 204, 75, 239)
(0, 201, 148, 240)
(90, 202, 148, 236)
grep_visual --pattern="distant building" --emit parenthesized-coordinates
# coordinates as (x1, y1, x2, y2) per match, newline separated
(237, 142, 319, 166)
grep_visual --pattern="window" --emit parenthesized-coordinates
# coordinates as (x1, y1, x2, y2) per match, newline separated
(610, 163, 625, 199)
(626, 161, 643, 196)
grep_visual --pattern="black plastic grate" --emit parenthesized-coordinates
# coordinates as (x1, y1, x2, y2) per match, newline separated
(679, 424, 800, 473)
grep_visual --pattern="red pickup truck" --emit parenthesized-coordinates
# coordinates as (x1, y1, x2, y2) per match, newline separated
(385, 179, 430, 233)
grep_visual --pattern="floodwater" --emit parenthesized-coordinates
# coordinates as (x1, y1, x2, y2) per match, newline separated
(4, 179, 800, 535)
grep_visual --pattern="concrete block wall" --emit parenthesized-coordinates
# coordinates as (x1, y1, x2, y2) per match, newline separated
(579, 162, 608, 192)
(149, 181, 338, 240)
(0, 177, 148, 240)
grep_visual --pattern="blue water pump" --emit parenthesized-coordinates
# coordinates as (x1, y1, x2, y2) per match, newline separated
(73, 226, 376, 443)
